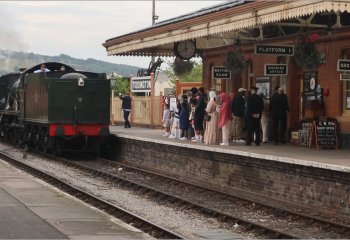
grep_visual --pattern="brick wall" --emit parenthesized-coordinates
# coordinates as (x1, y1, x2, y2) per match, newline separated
(104, 135, 350, 223)
(202, 27, 350, 134)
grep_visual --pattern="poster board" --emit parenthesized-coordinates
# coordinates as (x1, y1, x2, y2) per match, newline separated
(169, 97, 177, 112)
(309, 119, 338, 149)
(303, 71, 317, 107)
(255, 76, 271, 98)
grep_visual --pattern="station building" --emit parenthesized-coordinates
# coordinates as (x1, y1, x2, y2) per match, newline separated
(103, 0, 350, 148)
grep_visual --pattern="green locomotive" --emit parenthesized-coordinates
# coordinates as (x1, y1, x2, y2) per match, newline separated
(0, 62, 110, 155)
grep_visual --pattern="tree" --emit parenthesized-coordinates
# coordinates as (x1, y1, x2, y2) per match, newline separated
(112, 76, 130, 95)
(164, 59, 202, 88)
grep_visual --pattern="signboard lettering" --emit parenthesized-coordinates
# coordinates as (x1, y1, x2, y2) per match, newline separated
(255, 44, 294, 56)
(264, 64, 288, 75)
(310, 120, 338, 149)
(131, 76, 151, 92)
(337, 59, 350, 71)
(315, 120, 337, 147)
(212, 66, 231, 79)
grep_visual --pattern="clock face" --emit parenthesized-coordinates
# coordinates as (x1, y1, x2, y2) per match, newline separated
(310, 77, 316, 90)
(174, 40, 196, 60)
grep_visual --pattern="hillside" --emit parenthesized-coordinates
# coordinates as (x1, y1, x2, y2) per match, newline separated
(0, 50, 139, 77)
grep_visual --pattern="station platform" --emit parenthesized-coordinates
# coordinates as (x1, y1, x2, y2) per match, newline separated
(0, 159, 151, 240)
(109, 125, 350, 172)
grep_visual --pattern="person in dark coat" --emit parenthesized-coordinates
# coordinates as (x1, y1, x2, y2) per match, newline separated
(192, 87, 207, 143)
(179, 100, 190, 140)
(231, 88, 246, 142)
(245, 87, 264, 145)
(269, 87, 289, 144)
(119, 91, 132, 128)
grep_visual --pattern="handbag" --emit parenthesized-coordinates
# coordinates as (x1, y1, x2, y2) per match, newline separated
(205, 113, 211, 121)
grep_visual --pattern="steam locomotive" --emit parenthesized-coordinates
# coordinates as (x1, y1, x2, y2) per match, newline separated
(0, 62, 110, 155)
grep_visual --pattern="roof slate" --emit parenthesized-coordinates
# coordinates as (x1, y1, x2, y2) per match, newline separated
(105, 0, 248, 43)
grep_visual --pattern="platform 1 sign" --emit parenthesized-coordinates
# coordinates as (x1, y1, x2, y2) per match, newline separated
(255, 44, 294, 56)
(264, 64, 288, 76)
(212, 66, 231, 79)
(337, 59, 350, 71)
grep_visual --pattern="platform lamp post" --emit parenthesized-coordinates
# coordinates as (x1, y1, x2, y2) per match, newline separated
(150, 72, 155, 128)
(151, 0, 158, 65)
(150, 0, 158, 128)
(129, 74, 134, 126)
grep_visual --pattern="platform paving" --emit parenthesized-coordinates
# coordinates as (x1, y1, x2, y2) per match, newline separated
(110, 125, 350, 173)
(0, 159, 152, 240)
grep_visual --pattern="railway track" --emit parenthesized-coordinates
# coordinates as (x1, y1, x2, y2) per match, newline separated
(2, 143, 350, 238)
(66, 157, 350, 239)
(0, 148, 183, 240)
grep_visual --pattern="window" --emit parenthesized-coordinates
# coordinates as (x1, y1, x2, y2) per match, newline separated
(341, 48, 350, 115)
(344, 81, 350, 111)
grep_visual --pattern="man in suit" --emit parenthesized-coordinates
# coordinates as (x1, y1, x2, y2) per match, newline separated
(231, 88, 246, 143)
(245, 87, 264, 146)
(269, 87, 289, 144)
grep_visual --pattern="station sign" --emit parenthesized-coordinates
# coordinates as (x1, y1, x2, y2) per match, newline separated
(340, 73, 350, 81)
(337, 59, 350, 71)
(255, 44, 294, 56)
(264, 64, 288, 76)
(131, 76, 151, 93)
(212, 66, 231, 79)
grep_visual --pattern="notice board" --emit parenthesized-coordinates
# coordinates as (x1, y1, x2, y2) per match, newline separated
(309, 119, 338, 149)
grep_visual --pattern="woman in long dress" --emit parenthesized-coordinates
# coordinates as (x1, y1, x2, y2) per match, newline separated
(204, 91, 219, 145)
(218, 93, 233, 146)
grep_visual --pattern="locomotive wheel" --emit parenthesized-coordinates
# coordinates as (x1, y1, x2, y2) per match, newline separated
(52, 138, 62, 156)
(14, 128, 20, 146)
(35, 136, 41, 151)
(42, 136, 50, 153)
(9, 130, 15, 144)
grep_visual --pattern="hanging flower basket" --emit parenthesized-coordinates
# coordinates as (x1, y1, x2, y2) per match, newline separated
(294, 33, 323, 71)
(224, 47, 245, 74)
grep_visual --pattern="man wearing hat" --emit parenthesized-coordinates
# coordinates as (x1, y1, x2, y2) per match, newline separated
(245, 87, 264, 146)
(231, 88, 246, 143)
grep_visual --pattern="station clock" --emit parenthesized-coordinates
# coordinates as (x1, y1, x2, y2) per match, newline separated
(173, 40, 197, 60)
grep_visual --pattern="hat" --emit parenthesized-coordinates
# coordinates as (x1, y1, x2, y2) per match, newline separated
(278, 87, 284, 94)
(238, 88, 246, 93)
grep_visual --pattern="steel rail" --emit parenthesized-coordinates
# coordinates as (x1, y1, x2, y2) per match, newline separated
(0, 151, 184, 240)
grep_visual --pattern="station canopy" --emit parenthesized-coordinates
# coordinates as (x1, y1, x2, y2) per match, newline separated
(102, 0, 350, 58)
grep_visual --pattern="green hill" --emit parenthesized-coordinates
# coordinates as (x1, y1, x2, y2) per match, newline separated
(0, 50, 139, 77)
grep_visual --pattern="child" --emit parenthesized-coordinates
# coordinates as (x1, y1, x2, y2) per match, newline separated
(169, 100, 181, 139)
(188, 99, 196, 140)
(161, 104, 170, 137)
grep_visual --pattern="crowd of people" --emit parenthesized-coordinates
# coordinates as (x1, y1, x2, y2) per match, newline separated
(161, 86, 289, 146)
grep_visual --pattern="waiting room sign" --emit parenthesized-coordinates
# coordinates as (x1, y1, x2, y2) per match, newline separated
(212, 66, 231, 79)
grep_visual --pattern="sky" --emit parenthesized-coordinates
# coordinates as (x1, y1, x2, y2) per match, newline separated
(0, 1, 224, 69)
